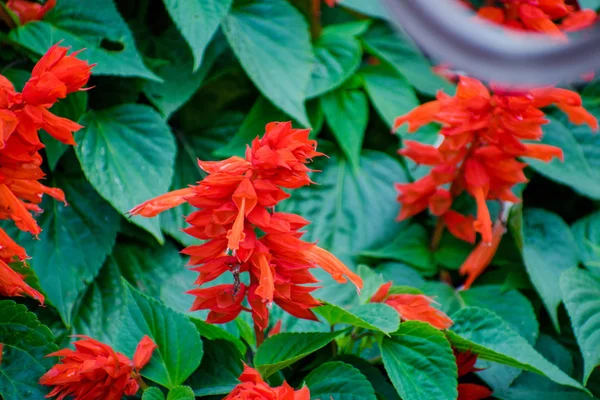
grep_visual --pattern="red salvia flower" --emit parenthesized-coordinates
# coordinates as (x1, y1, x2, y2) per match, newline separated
(224, 364, 310, 400)
(476, 0, 597, 35)
(370, 282, 453, 329)
(40, 335, 157, 400)
(130, 122, 363, 334)
(454, 349, 493, 400)
(0, 44, 92, 303)
(7, 0, 55, 24)
(394, 76, 597, 287)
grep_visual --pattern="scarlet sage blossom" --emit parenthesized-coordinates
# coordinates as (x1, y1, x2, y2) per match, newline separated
(0, 44, 92, 302)
(394, 76, 597, 287)
(370, 282, 453, 329)
(7, 0, 56, 24)
(454, 349, 492, 400)
(224, 364, 310, 400)
(130, 122, 362, 335)
(475, 0, 597, 35)
(40, 335, 157, 400)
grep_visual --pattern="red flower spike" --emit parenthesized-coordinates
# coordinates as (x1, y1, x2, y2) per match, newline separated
(0, 260, 44, 303)
(458, 383, 493, 400)
(40, 335, 156, 400)
(460, 220, 506, 289)
(7, 0, 55, 24)
(132, 122, 362, 334)
(224, 364, 310, 400)
(370, 283, 453, 330)
(133, 335, 157, 371)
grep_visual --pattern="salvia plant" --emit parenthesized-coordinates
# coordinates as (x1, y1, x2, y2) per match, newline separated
(0, 0, 599, 399)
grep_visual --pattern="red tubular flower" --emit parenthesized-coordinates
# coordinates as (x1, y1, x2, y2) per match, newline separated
(7, 0, 55, 24)
(0, 44, 92, 303)
(394, 75, 597, 287)
(370, 282, 453, 329)
(454, 349, 493, 400)
(39, 335, 157, 400)
(460, 220, 505, 290)
(131, 122, 362, 335)
(224, 364, 310, 400)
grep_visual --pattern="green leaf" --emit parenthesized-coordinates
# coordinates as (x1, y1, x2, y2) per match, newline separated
(71, 256, 125, 343)
(560, 268, 600, 384)
(142, 387, 166, 400)
(167, 386, 195, 400)
(304, 361, 377, 400)
(281, 149, 409, 255)
(314, 302, 400, 334)
(321, 88, 368, 168)
(5, 172, 119, 327)
(521, 208, 579, 329)
(75, 104, 177, 241)
(222, 0, 313, 126)
(10, 0, 158, 81)
(143, 29, 226, 118)
(191, 319, 246, 355)
(360, 63, 419, 129)
(447, 307, 587, 392)
(360, 224, 435, 276)
(381, 321, 457, 400)
(306, 29, 362, 98)
(186, 339, 243, 396)
(255, 331, 344, 378)
(571, 210, 600, 273)
(337, 0, 390, 20)
(361, 22, 454, 97)
(0, 301, 57, 400)
(460, 285, 539, 390)
(163, 0, 232, 71)
(114, 283, 203, 388)
(42, 91, 88, 170)
(526, 116, 600, 200)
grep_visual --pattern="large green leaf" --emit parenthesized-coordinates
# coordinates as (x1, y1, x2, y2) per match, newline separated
(321, 88, 368, 168)
(361, 22, 454, 97)
(163, 0, 232, 71)
(360, 224, 435, 276)
(460, 285, 539, 390)
(306, 28, 362, 98)
(447, 307, 587, 392)
(143, 29, 226, 118)
(10, 0, 158, 80)
(360, 63, 419, 129)
(75, 104, 177, 241)
(222, 0, 313, 126)
(314, 302, 400, 334)
(337, 0, 390, 20)
(0, 301, 57, 400)
(572, 210, 600, 274)
(521, 208, 579, 329)
(560, 268, 600, 384)
(304, 361, 377, 400)
(186, 339, 243, 396)
(526, 116, 600, 200)
(114, 283, 203, 388)
(254, 331, 344, 378)
(381, 321, 457, 400)
(280, 149, 408, 255)
(5, 172, 119, 327)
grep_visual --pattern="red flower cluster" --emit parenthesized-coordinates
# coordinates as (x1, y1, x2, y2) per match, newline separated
(7, 0, 56, 24)
(475, 0, 596, 35)
(455, 349, 492, 400)
(224, 364, 309, 400)
(394, 76, 597, 288)
(40, 335, 157, 400)
(0, 44, 92, 302)
(131, 122, 362, 333)
(370, 282, 453, 329)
